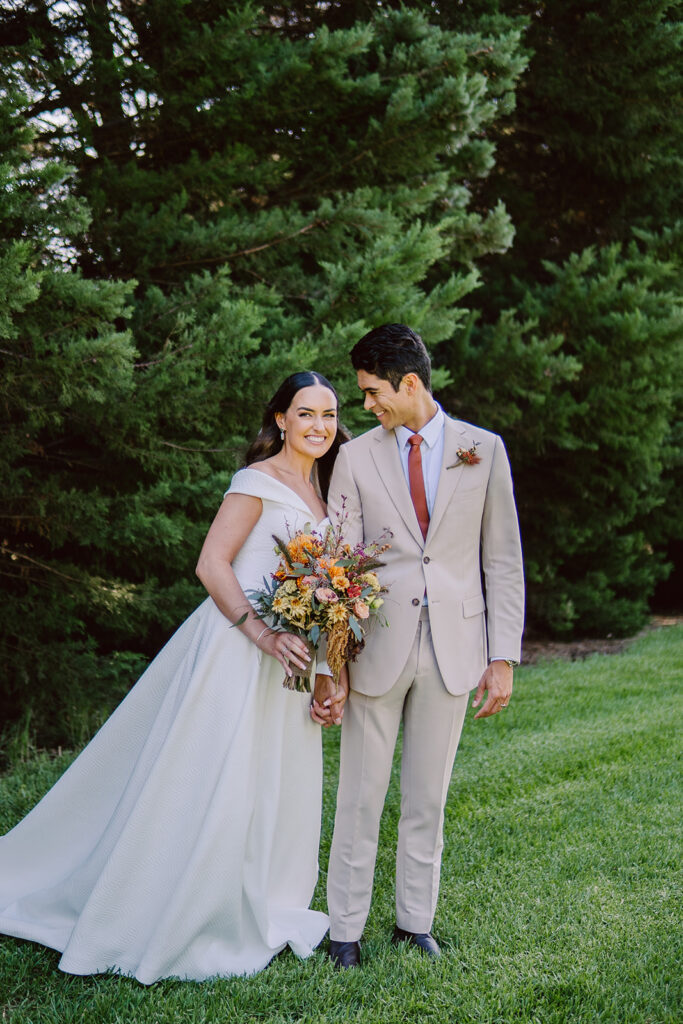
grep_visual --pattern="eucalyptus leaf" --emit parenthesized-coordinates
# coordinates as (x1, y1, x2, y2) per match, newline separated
(349, 615, 362, 642)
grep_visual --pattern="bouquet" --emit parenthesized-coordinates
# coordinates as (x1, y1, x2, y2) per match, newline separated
(247, 511, 390, 692)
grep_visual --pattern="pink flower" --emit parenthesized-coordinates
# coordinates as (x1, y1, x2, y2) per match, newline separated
(315, 587, 338, 603)
(299, 575, 319, 588)
(353, 600, 370, 619)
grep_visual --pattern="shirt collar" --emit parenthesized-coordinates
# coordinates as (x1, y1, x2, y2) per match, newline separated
(396, 402, 444, 450)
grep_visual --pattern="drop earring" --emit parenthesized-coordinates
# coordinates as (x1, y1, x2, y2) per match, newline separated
(280, 429, 285, 441)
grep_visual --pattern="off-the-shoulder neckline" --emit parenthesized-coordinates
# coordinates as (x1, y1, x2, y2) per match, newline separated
(234, 466, 327, 525)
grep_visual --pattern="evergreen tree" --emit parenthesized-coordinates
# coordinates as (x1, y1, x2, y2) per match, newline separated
(432, 0, 683, 277)
(275, 2, 683, 633)
(0, 3, 527, 749)
(435, 0, 683, 632)
(2, 0, 680, 755)
(440, 239, 681, 635)
(0, 84, 145, 751)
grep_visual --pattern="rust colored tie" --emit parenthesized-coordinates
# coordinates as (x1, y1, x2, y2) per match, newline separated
(408, 434, 429, 540)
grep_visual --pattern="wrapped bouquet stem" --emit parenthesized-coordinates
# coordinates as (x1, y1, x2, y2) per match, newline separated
(283, 638, 317, 692)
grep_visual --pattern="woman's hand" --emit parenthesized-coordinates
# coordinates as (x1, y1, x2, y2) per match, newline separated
(257, 629, 311, 677)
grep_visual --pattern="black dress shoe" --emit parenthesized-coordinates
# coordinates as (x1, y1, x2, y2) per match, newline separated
(329, 939, 361, 969)
(392, 926, 441, 958)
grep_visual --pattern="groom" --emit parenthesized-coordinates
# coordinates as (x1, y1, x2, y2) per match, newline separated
(315, 323, 524, 968)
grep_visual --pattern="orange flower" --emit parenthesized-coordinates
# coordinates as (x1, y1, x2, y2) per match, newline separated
(319, 558, 350, 590)
(286, 533, 322, 564)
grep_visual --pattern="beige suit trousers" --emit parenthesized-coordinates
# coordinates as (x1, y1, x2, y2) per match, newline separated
(327, 609, 469, 941)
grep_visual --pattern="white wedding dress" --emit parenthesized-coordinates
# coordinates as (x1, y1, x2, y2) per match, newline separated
(0, 468, 329, 983)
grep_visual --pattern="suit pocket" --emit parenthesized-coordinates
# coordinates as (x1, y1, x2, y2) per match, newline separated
(462, 594, 486, 618)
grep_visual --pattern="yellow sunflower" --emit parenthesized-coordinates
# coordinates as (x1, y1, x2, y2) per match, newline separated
(327, 602, 349, 625)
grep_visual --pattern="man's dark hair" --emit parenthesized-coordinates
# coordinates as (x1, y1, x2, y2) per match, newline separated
(350, 324, 431, 392)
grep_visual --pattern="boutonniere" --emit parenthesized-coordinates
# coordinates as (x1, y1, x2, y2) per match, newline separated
(447, 442, 481, 469)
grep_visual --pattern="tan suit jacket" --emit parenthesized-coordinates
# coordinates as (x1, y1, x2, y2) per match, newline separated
(328, 415, 524, 697)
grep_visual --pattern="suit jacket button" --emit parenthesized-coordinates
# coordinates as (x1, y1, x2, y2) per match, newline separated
(423, 556, 430, 564)
(411, 597, 420, 606)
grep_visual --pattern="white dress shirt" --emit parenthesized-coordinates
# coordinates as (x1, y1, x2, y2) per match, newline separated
(394, 404, 444, 606)
(394, 403, 445, 515)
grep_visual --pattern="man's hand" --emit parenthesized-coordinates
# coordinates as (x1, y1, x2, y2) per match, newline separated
(310, 670, 349, 727)
(471, 661, 513, 719)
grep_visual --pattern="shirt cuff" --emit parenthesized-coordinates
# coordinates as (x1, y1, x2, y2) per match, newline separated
(315, 635, 333, 677)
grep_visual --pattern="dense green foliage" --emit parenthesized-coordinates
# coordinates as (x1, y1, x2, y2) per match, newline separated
(0, 1, 681, 748)
(0, 2, 526, 748)
(2, 626, 681, 1022)
(447, 0, 683, 632)
(399, 0, 683, 635)
(0, 85, 146, 751)
(440, 240, 681, 635)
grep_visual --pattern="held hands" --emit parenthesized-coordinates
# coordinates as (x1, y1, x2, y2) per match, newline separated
(254, 627, 348, 725)
(256, 629, 311, 677)
(472, 660, 513, 719)
(310, 667, 349, 728)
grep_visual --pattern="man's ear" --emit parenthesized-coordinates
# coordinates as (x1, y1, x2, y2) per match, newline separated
(401, 372, 419, 394)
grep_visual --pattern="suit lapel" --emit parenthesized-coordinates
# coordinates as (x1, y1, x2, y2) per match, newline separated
(427, 417, 471, 539)
(370, 428, 425, 547)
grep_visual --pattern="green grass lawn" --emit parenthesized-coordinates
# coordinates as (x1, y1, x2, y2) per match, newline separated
(1, 625, 681, 1023)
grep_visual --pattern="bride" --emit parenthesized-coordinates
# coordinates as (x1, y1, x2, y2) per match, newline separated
(0, 371, 349, 984)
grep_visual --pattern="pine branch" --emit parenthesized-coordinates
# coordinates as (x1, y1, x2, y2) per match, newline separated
(150, 219, 327, 271)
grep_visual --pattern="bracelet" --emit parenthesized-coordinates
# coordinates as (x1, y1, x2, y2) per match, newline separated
(255, 627, 271, 644)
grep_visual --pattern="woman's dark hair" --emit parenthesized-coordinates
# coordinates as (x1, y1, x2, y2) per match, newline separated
(350, 323, 431, 392)
(244, 371, 350, 501)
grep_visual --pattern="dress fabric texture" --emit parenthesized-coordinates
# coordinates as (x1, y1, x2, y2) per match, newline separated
(0, 468, 329, 983)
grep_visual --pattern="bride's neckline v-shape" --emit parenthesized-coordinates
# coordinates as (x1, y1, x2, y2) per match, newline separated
(245, 466, 327, 525)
